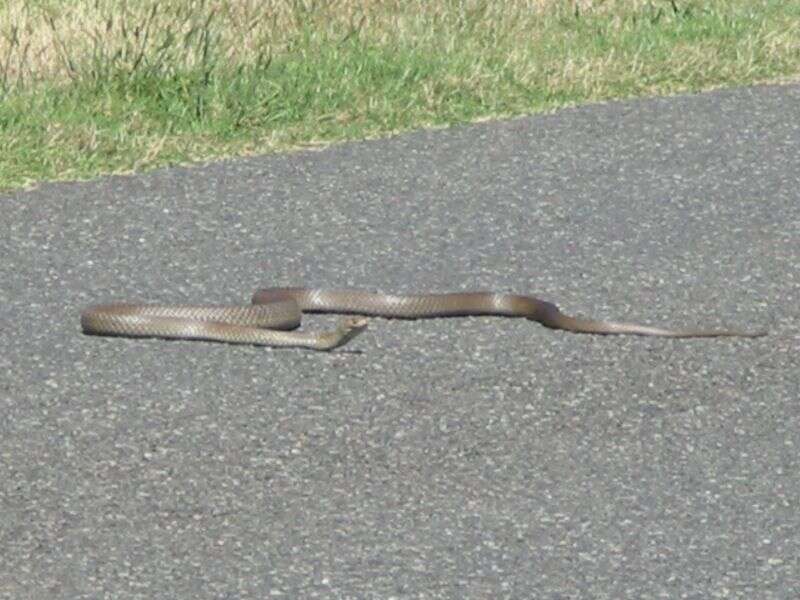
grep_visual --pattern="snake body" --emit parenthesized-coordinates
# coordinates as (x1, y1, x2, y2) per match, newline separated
(80, 302, 368, 350)
(81, 287, 765, 350)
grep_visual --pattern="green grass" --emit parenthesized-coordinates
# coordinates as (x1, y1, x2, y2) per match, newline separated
(1, 0, 798, 190)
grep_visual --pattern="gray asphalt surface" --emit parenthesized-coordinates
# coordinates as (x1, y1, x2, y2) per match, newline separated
(2, 83, 799, 599)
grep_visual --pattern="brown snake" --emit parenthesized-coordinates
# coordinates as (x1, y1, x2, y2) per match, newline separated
(80, 287, 766, 350)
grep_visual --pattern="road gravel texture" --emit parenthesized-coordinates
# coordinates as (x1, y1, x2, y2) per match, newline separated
(1, 83, 798, 599)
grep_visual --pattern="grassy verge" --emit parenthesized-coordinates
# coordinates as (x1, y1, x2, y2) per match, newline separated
(1, 0, 799, 190)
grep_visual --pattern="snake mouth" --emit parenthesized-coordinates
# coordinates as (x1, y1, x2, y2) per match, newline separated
(345, 317, 369, 329)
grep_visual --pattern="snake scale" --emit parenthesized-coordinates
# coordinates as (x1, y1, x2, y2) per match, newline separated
(80, 287, 766, 350)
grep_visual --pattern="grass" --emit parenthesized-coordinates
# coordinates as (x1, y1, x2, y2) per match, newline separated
(1, 0, 799, 190)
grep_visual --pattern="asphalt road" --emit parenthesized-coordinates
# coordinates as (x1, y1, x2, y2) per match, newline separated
(2, 83, 798, 599)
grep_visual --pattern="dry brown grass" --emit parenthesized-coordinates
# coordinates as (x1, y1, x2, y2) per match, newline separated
(0, 0, 703, 87)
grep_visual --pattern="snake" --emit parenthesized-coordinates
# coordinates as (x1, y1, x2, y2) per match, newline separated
(80, 287, 766, 350)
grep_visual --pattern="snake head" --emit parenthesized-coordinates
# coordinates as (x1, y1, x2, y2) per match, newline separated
(327, 316, 368, 349)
